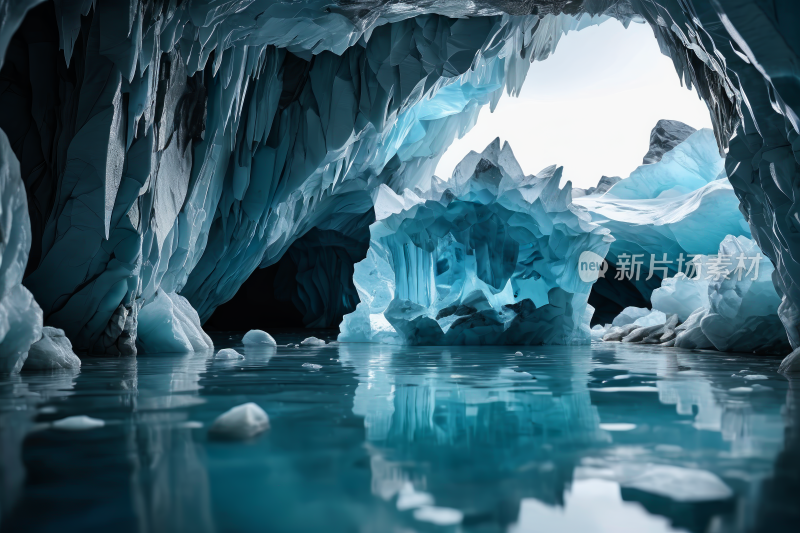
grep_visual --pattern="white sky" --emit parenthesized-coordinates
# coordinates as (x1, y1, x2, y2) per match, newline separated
(434, 19, 714, 189)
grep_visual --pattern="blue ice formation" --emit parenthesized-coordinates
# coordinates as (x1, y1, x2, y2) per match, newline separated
(670, 236, 789, 354)
(603, 129, 726, 200)
(136, 291, 213, 354)
(599, 235, 790, 353)
(573, 125, 751, 321)
(0, 1, 620, 359)
(0, 129, 42, 372)
(339, 139, 611, 346)
(24, 327, 81, 370)
(0, 0, 800, 362)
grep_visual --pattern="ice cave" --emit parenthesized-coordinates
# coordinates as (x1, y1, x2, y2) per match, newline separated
(1, 1, 800, 532)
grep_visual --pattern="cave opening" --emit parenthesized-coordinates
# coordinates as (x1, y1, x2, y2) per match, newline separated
(204, 17, 727, 333)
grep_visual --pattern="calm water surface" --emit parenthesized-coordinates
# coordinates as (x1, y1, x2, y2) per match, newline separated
(0, 333, 797, 532)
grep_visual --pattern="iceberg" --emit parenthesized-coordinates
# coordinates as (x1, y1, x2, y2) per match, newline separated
(339, 139, 611, 346)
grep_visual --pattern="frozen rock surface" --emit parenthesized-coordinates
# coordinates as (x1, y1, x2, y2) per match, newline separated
(572, 176, 621, 199)
(23, 327, 81, 370)
(339, 139, 611, 346)
(52, 415, 105, 431)
(642, 120, 697, 165)
(208, 403, 269, 440)
(242, 330, 276, 346)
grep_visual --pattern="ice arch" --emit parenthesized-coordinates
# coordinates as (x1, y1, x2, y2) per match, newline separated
(0, 0, 798, 358)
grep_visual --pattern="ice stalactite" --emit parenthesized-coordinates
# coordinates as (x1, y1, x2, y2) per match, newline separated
(0, 0, 618, 355)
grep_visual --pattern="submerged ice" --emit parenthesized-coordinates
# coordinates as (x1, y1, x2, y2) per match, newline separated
(339, 139, 611, 346)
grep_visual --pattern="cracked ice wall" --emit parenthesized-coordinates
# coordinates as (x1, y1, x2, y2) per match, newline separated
(1, 0, 800, 356)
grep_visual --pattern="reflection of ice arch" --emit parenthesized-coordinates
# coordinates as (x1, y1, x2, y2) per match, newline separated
(338, 344, 607, 512)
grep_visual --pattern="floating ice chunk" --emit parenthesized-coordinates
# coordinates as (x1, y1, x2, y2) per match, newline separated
(396, 483, 434, 511)
(621, 465, 733, 502)
(302, 363, 322, 370)
(208, 403, 269, 440)
(23, 327, 81, 370)
(599, 423, 637, 431)
(743, 374, 768, 381)
(611, 307, 652, 328)
(514, 351, 523, 356)
(215, 348, 244, 360)
(137, 291, 213, 353)
(180, 421, 203, 429)
(413, 506, 464, 526)
(499, 368, 534, 380)
(632, 310, 666, 327)
(52, 415, 105, 431)
(300, 337, 326, 346)
(729, 387, 753, 393)
(242, 330, 277, 346)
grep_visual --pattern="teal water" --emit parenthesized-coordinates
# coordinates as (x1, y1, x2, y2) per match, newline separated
(0, 333, 797, 532)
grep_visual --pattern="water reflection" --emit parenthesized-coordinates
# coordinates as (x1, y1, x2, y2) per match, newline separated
(0, 338, 796, 532)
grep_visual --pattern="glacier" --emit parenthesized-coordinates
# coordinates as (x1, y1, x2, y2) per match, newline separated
(574, 124, 751, 324)
(0, 0, 797, 365)
(339, 139, 611, 346)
